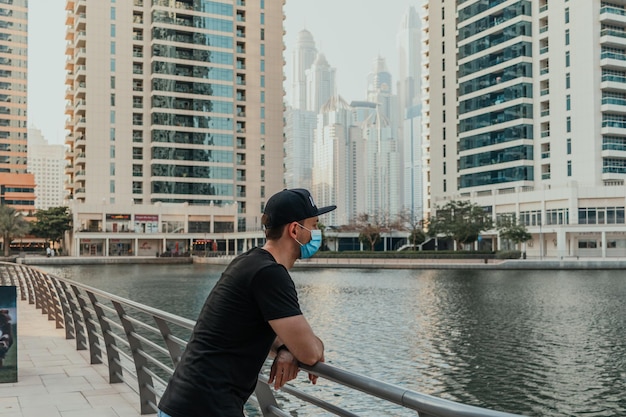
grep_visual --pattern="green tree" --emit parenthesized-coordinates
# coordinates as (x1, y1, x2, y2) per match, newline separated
(427, 200, 493, 250)
(496, 214, 532, 249)
(0, 205, 30, 256)
(30, 206, 73, 251)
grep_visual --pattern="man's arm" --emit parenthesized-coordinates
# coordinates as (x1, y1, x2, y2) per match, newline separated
(268, 314, 324, 366)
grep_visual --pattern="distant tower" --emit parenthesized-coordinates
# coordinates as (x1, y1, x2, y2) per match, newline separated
(367, 57, 394, 120)
(305, 52, 336, 112)
(312, 95, 353, 226)
(291, 29, 318, 110)
(397, 6, 424, 224)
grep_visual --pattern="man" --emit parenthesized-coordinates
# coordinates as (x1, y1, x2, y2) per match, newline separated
(158, 188, 336, 417)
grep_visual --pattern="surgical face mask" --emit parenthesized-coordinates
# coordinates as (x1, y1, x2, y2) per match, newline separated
(295, 224, 322, 259)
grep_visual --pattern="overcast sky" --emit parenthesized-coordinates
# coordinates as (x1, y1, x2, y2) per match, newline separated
(27, 0, 418, 144)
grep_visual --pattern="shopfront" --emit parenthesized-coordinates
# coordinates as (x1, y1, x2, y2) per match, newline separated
(80, 239, 104, 256)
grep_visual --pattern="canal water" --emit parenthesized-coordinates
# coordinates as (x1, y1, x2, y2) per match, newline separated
(39, 263, 626, 417)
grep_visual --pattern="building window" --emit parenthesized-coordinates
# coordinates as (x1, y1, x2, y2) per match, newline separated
(260, 75, 265, 87)
(110, 163, 115, 176)
(111, 24, 116, 37)
(110, 180, 115, 193)
(260, 122, 265, 135)
(260, 107, 265, 119)
(567, 160, 572, 176)
(260, 28, 265, 40)
(111, 76, 115, 88)
(111, 94, 115, 106)
(111, 7, 115, 19)
(567, 138, 571, 154)
(260, 13, 264, 25)
(111, 41, 116, 54)
(260, 59, 265, 71)
(260, 44, 265, 56)
(566, 73, 570, 89)
(111, 58, 116, 71)
(565, 51, 570, 67)
(110, 128, 115, 141)
(566, 95, 571, 111)
(566, 116, 571, 132)
(110, 145, 115, 158)
(565, 29, 570, 45)
(110, 111, 115, 124)
(565, 7, 569, 24)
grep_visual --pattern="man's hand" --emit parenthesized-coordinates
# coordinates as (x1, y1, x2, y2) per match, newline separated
(268, 349, 300, 390)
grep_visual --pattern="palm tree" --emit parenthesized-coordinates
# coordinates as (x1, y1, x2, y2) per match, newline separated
(0, 205, 30, 256)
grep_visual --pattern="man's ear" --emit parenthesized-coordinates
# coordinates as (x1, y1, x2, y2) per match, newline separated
(287, 222, 299, 238)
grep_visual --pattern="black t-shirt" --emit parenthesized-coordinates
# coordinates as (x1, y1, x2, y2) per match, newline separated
(158, 247, 302, 417)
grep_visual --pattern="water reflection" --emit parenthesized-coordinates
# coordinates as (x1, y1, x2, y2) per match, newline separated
(39, 264, 626, 416)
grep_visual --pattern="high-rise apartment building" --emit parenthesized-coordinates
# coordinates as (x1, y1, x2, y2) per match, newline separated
(64, 0, 284, 256)
(27, 127, 66, 210)
(0, 0, 35, 214)
(425, 1, 626, 258)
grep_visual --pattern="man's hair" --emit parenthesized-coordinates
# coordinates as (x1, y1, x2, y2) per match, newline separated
(262, 213, 287, 240)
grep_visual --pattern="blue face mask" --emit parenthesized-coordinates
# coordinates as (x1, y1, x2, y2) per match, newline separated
(296, 225, 322, 259)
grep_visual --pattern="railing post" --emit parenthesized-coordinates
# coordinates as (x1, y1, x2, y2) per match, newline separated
(87, 292, 123, 383)
(154, 317, 183, 368)
(38, 271, 64, 328)
(49, 276, 75, 337)
(254, 380, 281, 417)
(72, 286, 104, 364)
(13, 265, 27, 301)
(67, 283, 88, 350)
(113, 301, 157, 414)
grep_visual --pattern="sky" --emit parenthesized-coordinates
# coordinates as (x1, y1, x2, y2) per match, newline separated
(27, 0, 418, 144)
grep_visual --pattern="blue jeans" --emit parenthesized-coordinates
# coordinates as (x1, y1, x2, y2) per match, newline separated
(157, 411, 172, 417)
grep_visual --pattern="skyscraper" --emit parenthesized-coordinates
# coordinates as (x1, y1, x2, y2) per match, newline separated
(397, 6, 424, 225)
(64, 0, 284, 255)
(425, 1, 626, 257)
(0, 0, 35, 214)
(290, 29, 317, 111)
(27, 127, 66, 210)
(284, 29, 336, 191)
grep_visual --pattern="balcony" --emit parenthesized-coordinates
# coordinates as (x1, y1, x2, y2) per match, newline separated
(600, 6, 626, 25)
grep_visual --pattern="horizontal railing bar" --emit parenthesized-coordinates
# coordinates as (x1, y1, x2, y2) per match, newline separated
(142, 367, 168, 390)
(129, 331, 170, 357)
(137, 349, 175, 375)
(120, 313, 164, 335)
(301, 362, 520, 417)
(258, 374, 359, 417)
(93, 300, 117, 316)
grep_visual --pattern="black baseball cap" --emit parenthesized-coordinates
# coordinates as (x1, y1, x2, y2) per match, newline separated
(263, 188, 336, 229)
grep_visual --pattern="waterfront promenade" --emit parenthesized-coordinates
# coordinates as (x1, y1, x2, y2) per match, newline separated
(0, 299, 142, 417)
(15, 254, 626, 269)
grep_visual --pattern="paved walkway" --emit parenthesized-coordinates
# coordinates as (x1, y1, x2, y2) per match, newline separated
(0, 300, 143, 417)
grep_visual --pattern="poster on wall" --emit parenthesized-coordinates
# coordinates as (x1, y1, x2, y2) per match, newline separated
(0, 286, 17, 382)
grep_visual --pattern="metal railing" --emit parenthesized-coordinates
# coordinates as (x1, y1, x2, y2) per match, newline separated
(0, 262, 523, 417)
